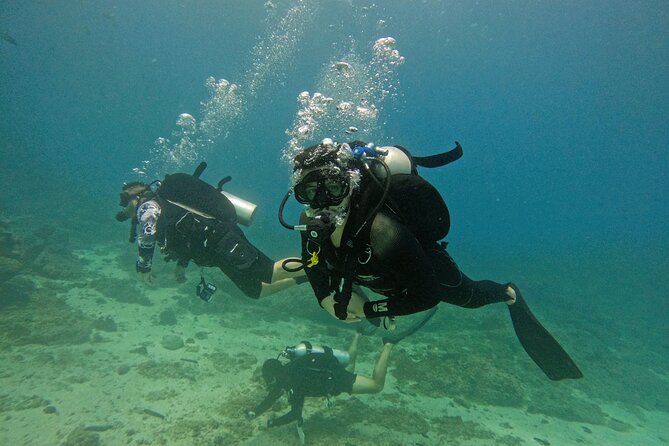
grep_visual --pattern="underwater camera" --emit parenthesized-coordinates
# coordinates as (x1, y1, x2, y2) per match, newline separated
(196, 276, 217, 302)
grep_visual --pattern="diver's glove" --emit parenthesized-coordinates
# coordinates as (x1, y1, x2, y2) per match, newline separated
(333, 290, 351, 321)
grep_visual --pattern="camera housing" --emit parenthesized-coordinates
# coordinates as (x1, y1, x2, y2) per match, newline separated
(196, 278, 217, 302)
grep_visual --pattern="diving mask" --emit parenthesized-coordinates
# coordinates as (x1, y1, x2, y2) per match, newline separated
(294, 170, 350, 208)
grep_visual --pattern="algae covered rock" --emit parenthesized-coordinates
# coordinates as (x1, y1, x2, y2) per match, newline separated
(0, 220, 23, 259)
(158, 308, 178, 326)
(0, 256, 22, 283)
(0, 275, 34, 308)
(88, 277, 152, 306)
(136, 360, 198, 381)
(161, 334, 184, 350)
(62, 426, 100, 446)
(0, 288, 94, 348)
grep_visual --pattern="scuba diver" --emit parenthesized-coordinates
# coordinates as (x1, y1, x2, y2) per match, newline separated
(246, 307, 436, 443)
(116, 162, 306, 299)
(277, 139, 582, 381)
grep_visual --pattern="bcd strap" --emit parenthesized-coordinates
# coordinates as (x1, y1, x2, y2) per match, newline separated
(332, 203, 363, 320)
(333, 276, 353, 320)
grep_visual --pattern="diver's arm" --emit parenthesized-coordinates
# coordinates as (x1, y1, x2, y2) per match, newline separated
(319, 292, 364, 322)
(135, 201, 161, 273)
(268, 394, 304, 427)
(258, 258, 308, 297)
(251, 386, 283, 417)
(362, 213, 441, 317)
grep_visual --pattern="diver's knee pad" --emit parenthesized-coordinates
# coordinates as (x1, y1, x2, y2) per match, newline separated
(213, 228, 258, 270)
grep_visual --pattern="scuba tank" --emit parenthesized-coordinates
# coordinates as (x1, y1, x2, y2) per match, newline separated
(221, 191, 257, 227)
(283, 341, 350, 366)
(368, 145, 414, 178)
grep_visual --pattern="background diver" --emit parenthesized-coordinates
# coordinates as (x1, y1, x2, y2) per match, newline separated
(278, 139, 582, 381)
(116, 161, 306, 299)
(246, 307, 436, 444)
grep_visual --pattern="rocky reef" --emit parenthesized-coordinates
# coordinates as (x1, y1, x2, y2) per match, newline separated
(0, 219, 25, 284)
(0, 218, 85, 308)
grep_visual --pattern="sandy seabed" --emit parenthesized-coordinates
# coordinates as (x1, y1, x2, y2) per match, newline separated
(1, 222, 667, 446)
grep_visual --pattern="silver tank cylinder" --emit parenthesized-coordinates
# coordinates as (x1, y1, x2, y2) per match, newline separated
(284, 342, 350, 366)
(221, 191, 257, 227)
(372, 145, 414, 178)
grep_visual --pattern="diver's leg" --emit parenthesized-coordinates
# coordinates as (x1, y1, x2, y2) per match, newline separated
(351, 343, 393, 394)
(428, 246, 580, 379)
(428, 247, 512, 308)
(345, 332, 362, 372)
(211, 225, 271, 299)
(455, 276, 515, 308)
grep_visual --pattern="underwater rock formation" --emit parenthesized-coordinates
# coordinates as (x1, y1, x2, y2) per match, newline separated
(0, 220, 22, 258)
(62, 427, 100, 446)
(0, 256, 22, 283)
(0, 220, 25, 284)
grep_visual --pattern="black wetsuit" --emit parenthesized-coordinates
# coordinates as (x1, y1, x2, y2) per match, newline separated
(135, 198, 273, 298)
(253, 355, 356, 427)
(301, 208, 510, 318)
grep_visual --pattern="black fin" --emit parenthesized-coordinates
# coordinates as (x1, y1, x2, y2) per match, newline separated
(508, 284, 583, 381)
(413, 141, 463, 168)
